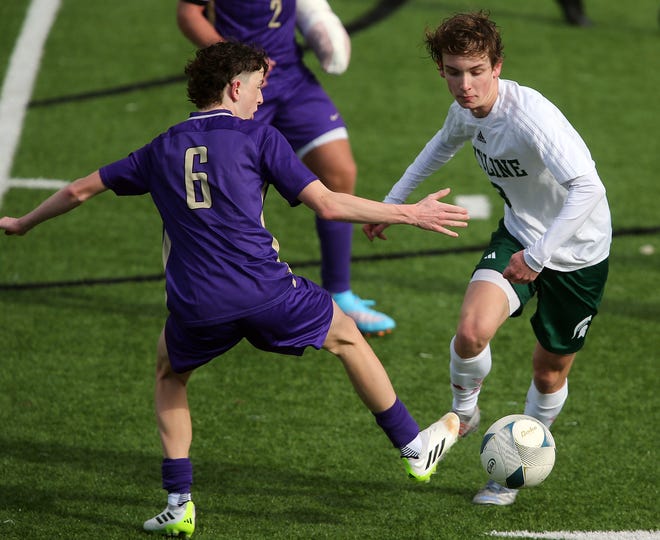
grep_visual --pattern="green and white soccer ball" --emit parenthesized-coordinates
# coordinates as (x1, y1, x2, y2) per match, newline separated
(479, 414, 556, 489)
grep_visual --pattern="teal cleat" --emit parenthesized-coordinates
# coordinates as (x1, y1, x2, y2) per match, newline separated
(332, 290, 396, 336)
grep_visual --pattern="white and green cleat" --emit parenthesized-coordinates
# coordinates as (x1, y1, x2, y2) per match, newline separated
(143, 500, 195, 538)
(403, 412, 459, 482)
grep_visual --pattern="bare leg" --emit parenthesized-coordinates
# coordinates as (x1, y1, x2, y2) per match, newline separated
(301, 138, 357, 194)
(454, 280, 511, 357)
(155, 329, 193, 458)
(532, 342, 575, 393)
(322, 303, 395, 413)
(303, 139, 395, 334)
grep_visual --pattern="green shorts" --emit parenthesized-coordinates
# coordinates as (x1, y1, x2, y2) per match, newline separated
(475, 220, 609, 354)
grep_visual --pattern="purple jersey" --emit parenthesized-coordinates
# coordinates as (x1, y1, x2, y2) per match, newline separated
(182, 0, 346, 151)
(193, 0, 301, 67)
(99, 110, 318, 326)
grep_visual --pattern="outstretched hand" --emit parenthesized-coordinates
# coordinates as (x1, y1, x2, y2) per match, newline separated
(363, 188, 469, 241)
(413, 188, 470, 236)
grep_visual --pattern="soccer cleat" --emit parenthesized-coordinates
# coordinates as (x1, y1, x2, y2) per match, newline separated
(332, 290, 396, 336)
(454, 406, 481, 438)
(143, 501, 195, 538)
(402, 412, 459, 482)
(472, 479, 519, 506)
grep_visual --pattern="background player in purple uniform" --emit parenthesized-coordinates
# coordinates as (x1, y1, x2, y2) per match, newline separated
(176, 0, 397, 336)
(0, 42, 469, 537)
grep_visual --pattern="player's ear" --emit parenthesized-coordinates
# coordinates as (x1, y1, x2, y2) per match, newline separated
(437, 62, 446, 79)
(492, 60, 503, 78)
(229, 79, 241, 101)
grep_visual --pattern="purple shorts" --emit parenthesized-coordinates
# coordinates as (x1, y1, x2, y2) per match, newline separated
(164, 275, 334, 373)
(256, 62, 347, 152)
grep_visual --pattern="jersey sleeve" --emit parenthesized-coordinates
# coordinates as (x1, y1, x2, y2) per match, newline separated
(524, 170, 607, 271)
(258, 127, 318, 205)
(99, 146, 151, 196)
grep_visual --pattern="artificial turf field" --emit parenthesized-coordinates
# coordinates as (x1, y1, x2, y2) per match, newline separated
(0, 1, 658, 538)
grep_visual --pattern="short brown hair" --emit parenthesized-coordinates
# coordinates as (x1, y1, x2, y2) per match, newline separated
(425, 11, 503, 68)
(185, 41, 269, 109)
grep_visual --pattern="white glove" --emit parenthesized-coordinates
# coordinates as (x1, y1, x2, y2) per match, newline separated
(296, 0, 351, 75)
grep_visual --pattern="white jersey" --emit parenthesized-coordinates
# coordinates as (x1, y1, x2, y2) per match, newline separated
(385, 79, 611, 272)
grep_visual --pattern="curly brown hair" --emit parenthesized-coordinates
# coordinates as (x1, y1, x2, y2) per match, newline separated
(425, 11, 503, 69)
(185, 41, 269, 109)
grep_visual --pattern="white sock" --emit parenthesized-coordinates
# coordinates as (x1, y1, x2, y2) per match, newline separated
(449, 336, 492, 414)
(524, 379, 568, 428)
(167, 492, 191, 508)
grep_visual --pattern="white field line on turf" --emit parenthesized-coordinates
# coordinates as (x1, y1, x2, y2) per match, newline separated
(8, 178, 69, 190)
(488, 530, 660, 539)
(0, 0, 61, 205)
(0, 0, 496, 222)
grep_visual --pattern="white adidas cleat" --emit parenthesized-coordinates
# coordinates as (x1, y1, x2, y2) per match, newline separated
(472, 479, 519, 506)
(403, 412, 459, 482)
(143, 500, 196, 538)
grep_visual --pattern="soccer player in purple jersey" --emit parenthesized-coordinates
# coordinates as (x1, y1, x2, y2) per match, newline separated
(175, 0, 398, 336)
(0, 42, 469, 537)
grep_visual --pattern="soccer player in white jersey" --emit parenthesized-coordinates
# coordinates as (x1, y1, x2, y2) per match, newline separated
(364, 11, 611, 506)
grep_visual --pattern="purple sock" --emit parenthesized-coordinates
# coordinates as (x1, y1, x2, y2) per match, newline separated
(373, 397, 420, 449)
(162, 457, 193, 494)
(316, 216, 352, 293)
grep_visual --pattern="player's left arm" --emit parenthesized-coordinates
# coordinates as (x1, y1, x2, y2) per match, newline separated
(503, 170, 606, 283)
(298, 179, 469, 236)
(0, 171, 107, 236)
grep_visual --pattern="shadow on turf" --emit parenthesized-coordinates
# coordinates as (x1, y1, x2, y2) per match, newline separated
(1, 435, 476, 535)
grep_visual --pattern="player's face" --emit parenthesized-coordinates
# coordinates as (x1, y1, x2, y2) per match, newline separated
(233, 69, 265, 120)
(439, 54, 502, 118)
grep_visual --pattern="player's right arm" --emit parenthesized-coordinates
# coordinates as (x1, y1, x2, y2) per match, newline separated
(175, 1, 277, 83)
(176, 0, 224, 48)
(0, 171, 107, 236)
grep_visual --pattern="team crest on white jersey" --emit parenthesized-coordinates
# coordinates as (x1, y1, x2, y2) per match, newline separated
(477, 131, 487, 144)
(571, 315, 593, 339)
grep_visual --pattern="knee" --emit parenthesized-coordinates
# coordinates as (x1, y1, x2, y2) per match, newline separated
(454, 322, 492, 358)
(321, 160, 357, 194)
(533, 369, 566, 394)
